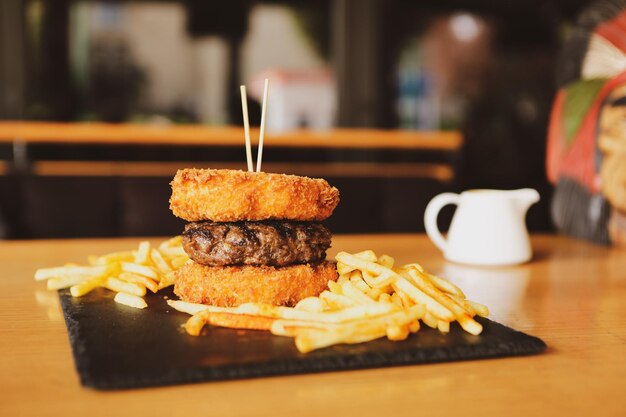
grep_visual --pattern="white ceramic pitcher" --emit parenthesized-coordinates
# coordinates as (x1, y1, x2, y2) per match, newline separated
(424, 189, 540, 266)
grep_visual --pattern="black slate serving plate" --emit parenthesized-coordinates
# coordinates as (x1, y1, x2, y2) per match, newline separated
(59, 287, 546, 390)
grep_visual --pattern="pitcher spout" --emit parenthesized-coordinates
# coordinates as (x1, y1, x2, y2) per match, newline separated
(509, 188, 540, 213)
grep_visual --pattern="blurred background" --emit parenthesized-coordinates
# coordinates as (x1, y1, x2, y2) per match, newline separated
(0, 0, 592, 239)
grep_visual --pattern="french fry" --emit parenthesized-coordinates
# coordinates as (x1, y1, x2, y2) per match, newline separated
(47, 275, 88, 290)
(440, 292, 489, 319)
(394, 287, 413, 308)
(328, 280, 343, 295)
(437, 320, 450, 333)
(349, 270, 370, 292)
(168, 299, 209, 315)
(35, 265, 108, 281)
(445, 296, 489, 319)
(360, 268, 396, 289)
(336, 252, 386, 275)
(105, 277, 146, 297)
(185, 311, 209, 336)
(159, 246, 187, 257)
(467, 300, 489, 318)
(353, 250, 378, 262)
(408, 320, 420, 333)
(392, 276, 454, 321)
(403, 263, 425, 273)
(150, 249, 173, 274)
(270, 320, 339, 337)
(379, 284, 394, 295)
(386, 324, 409, 341)
(336, 262, 355, 276)
(204, 312, 275, 331)
(134, 241, 151, 264)
(319, 291, 357, 309)
(340, 281, 377, 305)
(70, 275, 105, 297)
(447, 293, 477, 316)
(424, 272, 465, 298)
(184, 310, 276, 335)
(170, 256, 190, 269)
(88, 251, 134, 266)
(337, 250, 378, 275)
(294, 297, 325, 312)
(378, 254, 394, 269)
(391, 292, 403, 308)
(366, 287, 383, 300)
(336, 274, 349, 285)
(70, 264, 119, 297)
(119, 272, 158, 293)
(378, 293, 392, 304)
(121, 262, 159, 280)
(114, 292, 147, 309)
(294, 327, 380, 353)
(157, 271, 176, 290)
(159, 235, 182, 250)
(422, 311, 438, 329)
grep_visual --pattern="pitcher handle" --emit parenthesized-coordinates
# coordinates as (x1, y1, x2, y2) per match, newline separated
(424, 193, 460, 252)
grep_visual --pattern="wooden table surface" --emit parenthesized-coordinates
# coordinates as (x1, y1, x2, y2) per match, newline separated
(1, 234, 624, 416)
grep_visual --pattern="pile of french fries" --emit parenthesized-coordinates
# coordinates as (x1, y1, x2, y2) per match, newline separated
(34, 237, 189, 309)
(36, 242, 489, 353)
(169, 250, 489, 353)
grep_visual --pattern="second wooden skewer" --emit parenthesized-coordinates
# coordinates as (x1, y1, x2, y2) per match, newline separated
(256, 78, 270, 173)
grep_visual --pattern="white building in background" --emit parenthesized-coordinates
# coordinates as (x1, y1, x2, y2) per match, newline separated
(247, 68, 336, 133)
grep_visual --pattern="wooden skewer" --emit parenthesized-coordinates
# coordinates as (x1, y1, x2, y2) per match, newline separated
(240, 85, 253, 172)
(256, 78, 270, 172)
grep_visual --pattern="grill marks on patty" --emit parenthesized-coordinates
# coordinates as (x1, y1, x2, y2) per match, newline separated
(183, 221, 332, 267)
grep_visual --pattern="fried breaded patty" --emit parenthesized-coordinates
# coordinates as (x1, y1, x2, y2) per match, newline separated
(170, 169, 340, 222)
(173, 261, 338, 307)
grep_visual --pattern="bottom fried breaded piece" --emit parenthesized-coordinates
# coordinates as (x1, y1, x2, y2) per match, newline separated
(173, 261, 338, 307)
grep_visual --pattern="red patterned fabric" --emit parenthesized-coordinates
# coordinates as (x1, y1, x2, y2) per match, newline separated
(547, 71, 626, 193)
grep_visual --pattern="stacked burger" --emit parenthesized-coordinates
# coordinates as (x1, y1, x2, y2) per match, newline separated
(169, 168, 340, 307)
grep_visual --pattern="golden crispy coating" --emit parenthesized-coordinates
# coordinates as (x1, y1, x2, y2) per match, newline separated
(170, 169, 339, 222)
(173, 261, 338, 307)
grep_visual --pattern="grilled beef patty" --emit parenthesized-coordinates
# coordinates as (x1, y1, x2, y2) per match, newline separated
(182, 221, 332, 267)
